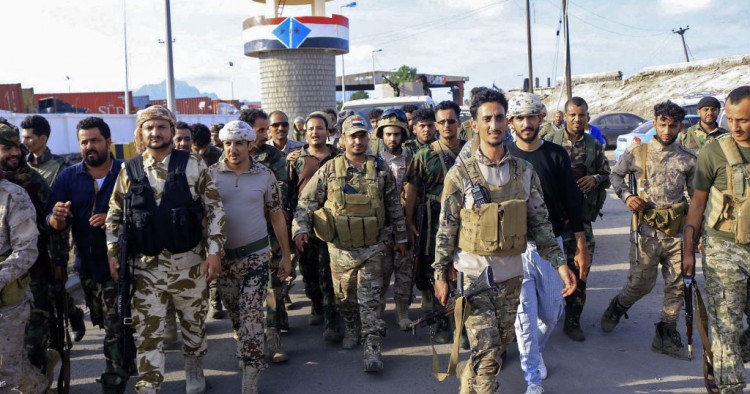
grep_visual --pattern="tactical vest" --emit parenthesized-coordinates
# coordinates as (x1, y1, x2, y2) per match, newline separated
(551, 131, 606, 222)
(633, 144, 688, 236)
(457, 157, 528, 256)
(312, 156, 386, 249)
(124, 150, 204, 257)
(704, 137, 750, 243)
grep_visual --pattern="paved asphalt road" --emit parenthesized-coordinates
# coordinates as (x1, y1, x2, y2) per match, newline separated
(57, 153, 726, 393)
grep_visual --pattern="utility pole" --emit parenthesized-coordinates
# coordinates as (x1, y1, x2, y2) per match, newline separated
(525, 0, 533, 93)
(672, 26, 690, 62)
(164, 0, 176, 111)
(563, 0, 572, 100)
(123, 0, 130, 114)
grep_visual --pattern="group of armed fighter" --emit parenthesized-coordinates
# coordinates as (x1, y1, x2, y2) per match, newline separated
(2, 84, 750, 394)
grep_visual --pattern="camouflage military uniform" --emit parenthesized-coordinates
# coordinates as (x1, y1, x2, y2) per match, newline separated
(403, 138, 430, 157)
(292, 154, 407, 360)
(0, 176, 48, 393)
(434, 150, 565, 393)
(28, 147, 68, 188)
(458, 119, 475, 142)
(379, 150, 412, 305)
(253, 144, 290, 333)
(288, 145, 338, 331)
(544, 130, 610, 335)
(609, 139, 696, 326)
(106, 149, 226, 390)
(677, 122, 727, 154)
(539, 121, 563, 140)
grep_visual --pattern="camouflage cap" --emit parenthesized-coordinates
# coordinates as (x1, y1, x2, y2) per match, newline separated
(507, 92, 545, 118)
(342, 115, 369, 135)
(136, 105, 177, 128)
(219, 120, 256, 142)
(0, 122, 21, 147)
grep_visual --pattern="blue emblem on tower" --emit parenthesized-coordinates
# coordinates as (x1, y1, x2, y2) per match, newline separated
(272, 17, 312, 49)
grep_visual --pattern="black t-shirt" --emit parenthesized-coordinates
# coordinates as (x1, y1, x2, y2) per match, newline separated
(508, 140, 584, 236)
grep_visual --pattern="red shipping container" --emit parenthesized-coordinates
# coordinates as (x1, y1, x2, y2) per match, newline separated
(0, 84, 25, 113)
(148, 97, 214, 114)
(34, 91, 135, 114)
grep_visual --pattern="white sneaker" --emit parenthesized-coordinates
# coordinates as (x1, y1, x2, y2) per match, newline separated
(539, 354, 548, 380)
(525, 383, 544, 394)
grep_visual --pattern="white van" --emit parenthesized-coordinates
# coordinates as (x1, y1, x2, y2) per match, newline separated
(340, 96, 435, 131)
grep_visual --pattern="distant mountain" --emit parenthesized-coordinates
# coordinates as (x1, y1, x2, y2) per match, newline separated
(134, 80, 219, 100)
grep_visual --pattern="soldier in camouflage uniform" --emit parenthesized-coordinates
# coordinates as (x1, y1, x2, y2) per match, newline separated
(678, 96, 727, 154)
(292, 116, 306, 142)
(241, 108, 291, 362)
(433, 87, 575, 394)
(374, 110, 413, 330)
(543, 96, 611, 342)
(105, 106, 227, 394)
(683, 86, 750, 394)
(538, 110, 564, 140)
(403, 108, 437, 156)
(0, 169, 48, 393)
(405, 101, 466, 342)
(604, 101, 696, 360)
(288, 112, 340, 341)
(210, 120, 292, 393)
(293, 114, 408, 372)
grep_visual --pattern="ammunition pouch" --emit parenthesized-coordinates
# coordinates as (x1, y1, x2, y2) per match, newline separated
(642, 202, 688, 236)
(704, 138, 750, 244)
(458, 200, 527, 256)
(312, 208, 336, 242)
(0, 271, 30, 307)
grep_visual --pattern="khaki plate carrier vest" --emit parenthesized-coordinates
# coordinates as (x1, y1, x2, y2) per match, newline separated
(705, 137, 750, 243)
(313, 156, 386, 249)
(633, 144, 688, 236)
(458, 157, 528, 256)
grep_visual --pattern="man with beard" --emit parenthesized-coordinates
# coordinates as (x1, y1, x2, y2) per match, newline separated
(209, 120, 291, 393)
(506, 93, 588, 393)
(267, 110, 304, 157)
(287, 112, 340, 342)
(604, 101, 696, 360)
(240, 108, 290, 362)
(375, 110, 413, 330)
(105, 106, 226, 394)
(48, 117, 133, 389)
(293, 115, 407, 372)
(539, 110, 565, 139)
(433, 87, 575, 394)
(404, 101, 466, 343)
(291, 116, 306, 142)
(679, 96, 727, 154)
(544, 96, 611, 342)
(403, 108, 437, 156)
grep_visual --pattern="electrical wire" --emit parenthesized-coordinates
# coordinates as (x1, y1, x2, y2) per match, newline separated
(568, 0, 665, 32)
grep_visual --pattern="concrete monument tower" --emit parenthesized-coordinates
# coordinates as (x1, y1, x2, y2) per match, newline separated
(244, 0, 349, 119)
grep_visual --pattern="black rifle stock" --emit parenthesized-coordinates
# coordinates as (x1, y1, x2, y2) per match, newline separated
(52, 282, 70, 393)
(410, 191, 427, 305)
(118, 196, 138, 376)
(409, 266, 495, 332)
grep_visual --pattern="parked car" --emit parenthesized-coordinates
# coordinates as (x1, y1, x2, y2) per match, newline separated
(614, 115, 700, 161)
(590, 112, 646, 149)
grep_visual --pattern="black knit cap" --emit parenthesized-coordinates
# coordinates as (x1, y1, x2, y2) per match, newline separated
(697, 96, 721, 109)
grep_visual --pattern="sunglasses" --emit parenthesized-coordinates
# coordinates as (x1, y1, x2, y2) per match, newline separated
(380, 109, 407, 123)
(436, 119, 458, 126)
(271, 121, 289, 128)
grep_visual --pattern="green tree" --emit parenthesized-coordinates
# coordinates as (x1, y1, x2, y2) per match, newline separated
(349, 90, 369, 101)
(389, 65, 417, 86)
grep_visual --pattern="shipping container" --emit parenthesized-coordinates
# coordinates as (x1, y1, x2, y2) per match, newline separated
(0, 84, 25, 113)
(211, 99, 240, 115)
(148, 97, 214, 114)
(34, 91, 135, 114)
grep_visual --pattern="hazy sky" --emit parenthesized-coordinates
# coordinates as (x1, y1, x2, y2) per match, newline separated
(2, 0, 746, 102)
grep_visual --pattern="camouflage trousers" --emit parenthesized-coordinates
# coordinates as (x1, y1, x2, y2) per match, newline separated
(266, 236, 288, 330)
(0, 292, 48, 393)
(381, 248, 414, 304)
(617, 224, 683, 323)
(219, 249, 269, 369)
(702, 235, 750, 392)
(131, 263, 208, 388)
(299, 237, 335, 315)
(24, 279, 52, 372)
(462, 276, 523, 394)
(329, 242, 387, 338)
(80, 276, 128, 376)
(561, 222, 596, 316)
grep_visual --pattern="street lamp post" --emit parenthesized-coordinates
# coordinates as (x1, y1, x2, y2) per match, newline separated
(164, 0, 176, 111)
(371, 49, 382, 90)
(66, 76, 71, 93)
(339, 2, 356, 104)
(228, 61, 235, 102)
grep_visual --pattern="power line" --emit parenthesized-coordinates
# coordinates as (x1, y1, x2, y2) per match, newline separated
(568, 0, 665, 32)
(566, 11, 667, 38)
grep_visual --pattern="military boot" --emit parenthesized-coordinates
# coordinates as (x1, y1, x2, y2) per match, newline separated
(395, 300, 413, 331)
(309, 300, 324, 326)
(265, 328, 289, 363)
(242, 364, 260, 394)
(323, 307, 341, 342)
(184, 355, 206, 394)
(600, 296, 629, 333)
(563, 304, 585, 342)
(99, 372, 129, 394)
(164, 308, 178, 345)
(458, 360, 476, 394)
(740, 327, 750, 362)
(433, 316, 452, 344)
(651, 322, 689, 360)
(342, 314, 360, 349)
(362, 334, 384, 372)
(69, 306, 87, 342)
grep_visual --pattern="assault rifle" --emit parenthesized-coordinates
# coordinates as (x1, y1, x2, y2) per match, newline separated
(409, 266, 496, 333)
(410, 187, 427, 306)
(382, 75, 401, 97)
(629, 172, 641, 263)
(51, 282, 71, 393)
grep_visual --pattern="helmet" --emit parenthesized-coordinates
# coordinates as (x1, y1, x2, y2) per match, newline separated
(375, 109, 409, 140)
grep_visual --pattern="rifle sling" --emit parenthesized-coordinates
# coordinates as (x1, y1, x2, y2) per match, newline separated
(431, 296, 470, 381)
(694, 285, 714, 363)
